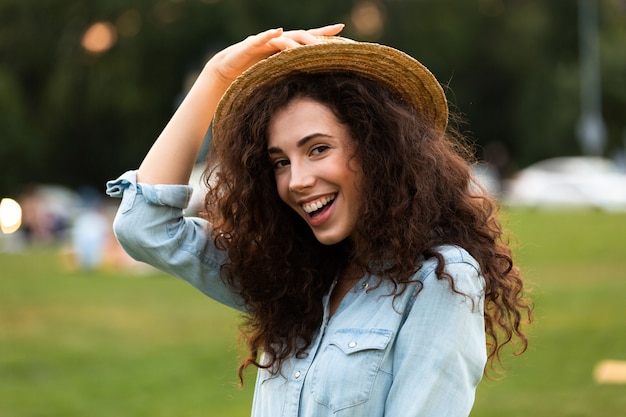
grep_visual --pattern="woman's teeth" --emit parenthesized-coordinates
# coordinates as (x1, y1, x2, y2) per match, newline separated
(303, 195, 336, 214)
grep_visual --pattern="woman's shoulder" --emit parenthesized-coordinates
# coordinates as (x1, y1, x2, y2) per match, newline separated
(420, 245, 480, 274)
(414, 245, 483, 294)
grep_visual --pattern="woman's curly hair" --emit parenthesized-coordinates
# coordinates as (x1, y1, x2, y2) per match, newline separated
(204, 72, 532, 383)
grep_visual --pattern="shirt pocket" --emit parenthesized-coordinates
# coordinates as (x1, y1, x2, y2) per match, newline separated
(310, 328, 393, 412)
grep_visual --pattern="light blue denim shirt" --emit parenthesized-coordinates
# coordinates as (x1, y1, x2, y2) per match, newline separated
(107, 170, 487, 417)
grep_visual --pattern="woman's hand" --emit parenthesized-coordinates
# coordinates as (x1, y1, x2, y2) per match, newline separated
(209, 24, 345, 86)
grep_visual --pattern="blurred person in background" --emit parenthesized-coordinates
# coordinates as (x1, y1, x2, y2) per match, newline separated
(18, 185, 72, 245)
(69, 188, 109, 270)
(107, 25, 532, 416)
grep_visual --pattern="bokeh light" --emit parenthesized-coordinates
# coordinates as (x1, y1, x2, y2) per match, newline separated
(351, 1, 385, 39)
(0, 198, 22, 234)
(81, 21, 118, 54)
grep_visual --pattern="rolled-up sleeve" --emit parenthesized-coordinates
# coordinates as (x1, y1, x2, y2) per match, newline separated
(106, 170, 245, 311)
(385, 249, 487, 416)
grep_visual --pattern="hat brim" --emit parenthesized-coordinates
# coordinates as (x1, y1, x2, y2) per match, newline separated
(213, 37, 448, 143)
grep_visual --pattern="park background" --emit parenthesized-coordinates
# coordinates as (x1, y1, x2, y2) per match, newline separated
(1, 0, 626, 416)
(1, 0, 626, 194)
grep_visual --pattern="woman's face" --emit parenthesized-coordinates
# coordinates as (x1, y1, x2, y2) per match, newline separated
(267, 98, 363, 245)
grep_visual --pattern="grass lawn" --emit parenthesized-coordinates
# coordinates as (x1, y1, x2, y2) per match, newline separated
(1, 209, 625, 416)
(472, 209, 626, 416)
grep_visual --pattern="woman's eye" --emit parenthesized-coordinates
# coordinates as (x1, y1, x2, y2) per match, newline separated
(273, 159, 290, 169)
(311, 145, 330, 156)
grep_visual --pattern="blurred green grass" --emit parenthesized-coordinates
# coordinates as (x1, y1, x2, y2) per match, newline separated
(1, 209, 625, 417)
(0, 250, 255, 417)
(473, 209, 626, 416)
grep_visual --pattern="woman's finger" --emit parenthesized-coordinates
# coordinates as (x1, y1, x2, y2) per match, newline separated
(269, 24, 345, 51)
(307, 23, 345, 37)
(280, 29, 318, 45)
(267, 36, 306, 51)
(246, 27, 284, 48)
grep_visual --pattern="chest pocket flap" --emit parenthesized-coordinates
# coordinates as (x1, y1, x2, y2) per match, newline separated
(328, 328, 393, 355)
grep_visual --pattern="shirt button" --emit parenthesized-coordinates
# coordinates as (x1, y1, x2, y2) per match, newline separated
(294, 371, 301, 379)
(348, 341, 357, 348)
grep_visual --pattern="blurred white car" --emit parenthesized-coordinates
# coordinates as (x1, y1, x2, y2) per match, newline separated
(470, 162, 502, 197)
(504, 156, 626, 211)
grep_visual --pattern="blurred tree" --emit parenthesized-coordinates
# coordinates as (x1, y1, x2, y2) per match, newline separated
(601, 0, 626, 155)
(0, 0, 624, 196)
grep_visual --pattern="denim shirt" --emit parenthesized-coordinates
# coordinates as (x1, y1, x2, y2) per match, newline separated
(107, 170, 487, 417)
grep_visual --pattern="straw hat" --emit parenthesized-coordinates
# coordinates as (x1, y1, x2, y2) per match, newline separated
(213, 36, 448, 144)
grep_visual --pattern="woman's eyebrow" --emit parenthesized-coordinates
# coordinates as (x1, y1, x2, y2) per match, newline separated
(267, 133, 332, 154)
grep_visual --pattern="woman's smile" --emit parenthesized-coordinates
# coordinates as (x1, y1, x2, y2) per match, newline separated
(301, 193, 336, 215)
(301, 193, 337, 227)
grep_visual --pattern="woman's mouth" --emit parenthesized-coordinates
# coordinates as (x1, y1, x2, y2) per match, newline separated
(302, 194, 336, 218)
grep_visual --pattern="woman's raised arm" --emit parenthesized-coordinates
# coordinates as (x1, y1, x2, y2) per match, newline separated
(136, 24, 344, 186)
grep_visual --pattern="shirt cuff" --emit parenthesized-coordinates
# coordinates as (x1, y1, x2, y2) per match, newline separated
(106, 170, 194, 210)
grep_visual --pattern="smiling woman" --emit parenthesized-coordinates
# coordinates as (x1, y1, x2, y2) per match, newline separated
(106, 25, 532, 417)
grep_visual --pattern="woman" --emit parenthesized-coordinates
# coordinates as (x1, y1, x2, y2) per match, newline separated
(107, 25, 532, 416)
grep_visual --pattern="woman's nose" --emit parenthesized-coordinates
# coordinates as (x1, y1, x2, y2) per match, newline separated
(288, 162, 316, 192)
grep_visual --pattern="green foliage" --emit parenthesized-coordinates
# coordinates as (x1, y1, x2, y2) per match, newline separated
(0, 0, 625, 195)
(1, 209, 626, 416)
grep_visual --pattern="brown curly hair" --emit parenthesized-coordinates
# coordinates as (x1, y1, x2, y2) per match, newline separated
(204, 72, 532, 383)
